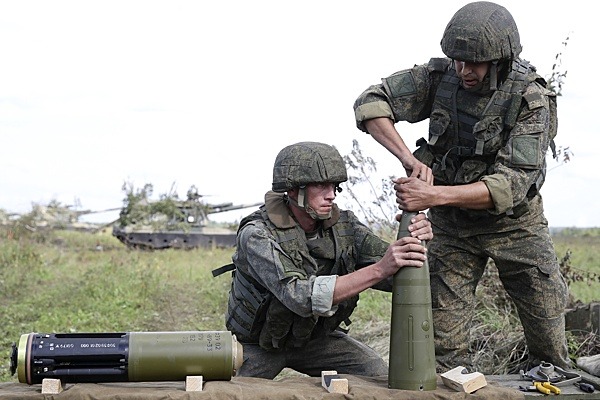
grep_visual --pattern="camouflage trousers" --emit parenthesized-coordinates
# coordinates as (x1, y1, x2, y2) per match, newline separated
(428, 222, 571, 372)
(236, 329, 388, 379)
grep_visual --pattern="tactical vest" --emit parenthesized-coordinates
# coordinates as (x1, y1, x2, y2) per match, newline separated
(419, 57, 556, 194)
(218, 206, 358, 350)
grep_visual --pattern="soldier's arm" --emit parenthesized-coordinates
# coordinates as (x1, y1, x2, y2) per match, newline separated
(394, 83, 552, 214)
(394, 176, 494, 212)
(332, 236, 427, 304)
(480, 82, 554, 214)
(332, 213, 432, 302)
(353, 61, 446, 183)
(365, 118, 433, 183)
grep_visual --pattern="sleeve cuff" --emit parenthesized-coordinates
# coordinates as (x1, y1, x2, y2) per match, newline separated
(354, 101, 394, 131)
(481, 174, 513, 215)
(311, 275, 338, 317)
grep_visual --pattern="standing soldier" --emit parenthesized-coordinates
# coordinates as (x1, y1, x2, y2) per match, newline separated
(353, 1, 571, 371)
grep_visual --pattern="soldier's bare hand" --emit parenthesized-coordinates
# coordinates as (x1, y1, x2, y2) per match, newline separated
(404, 157, 433, 185)
(395, 212, 433, 241)
(394, 177, 436, 211)
(380, 237, 427, 277)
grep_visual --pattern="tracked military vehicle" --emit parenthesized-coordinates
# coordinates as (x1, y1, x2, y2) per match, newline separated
(112, 184, 260, 250)
(3, 200, 119, 233)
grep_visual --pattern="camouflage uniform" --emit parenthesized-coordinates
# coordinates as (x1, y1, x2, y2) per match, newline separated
(223, 142, 392, 378)
(353, 1, 570, 371)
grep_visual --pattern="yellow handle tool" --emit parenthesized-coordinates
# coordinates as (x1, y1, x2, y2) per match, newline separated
(541, 381, 561, 394)
(533, 382, 551, 395)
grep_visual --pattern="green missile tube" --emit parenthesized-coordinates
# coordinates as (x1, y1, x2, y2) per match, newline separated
(128, 331, 241, 382)
(11, 331, 243, 384)
(388, 211, 437, 390)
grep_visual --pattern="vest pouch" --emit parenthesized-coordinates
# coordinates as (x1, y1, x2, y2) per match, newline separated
(454, 160, 488, 184)
(259, 297, 320, 351)
(428, 109, 451, 147)
(291, 313, 318, 348)
(432, 154, 457, 185)
(472, 116, 504, 156)
(224, 267, 274, 343)
(306, 237, 336, 260)
(259, 298, 294, 351)
(413, 138, 434, 167)
(322, 296, 359, 334)
(279, 251, 310, 279)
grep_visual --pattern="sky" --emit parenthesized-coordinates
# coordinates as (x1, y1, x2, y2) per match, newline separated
(1, 0, 598, 228)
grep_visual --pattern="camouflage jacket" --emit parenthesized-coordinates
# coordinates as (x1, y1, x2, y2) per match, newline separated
(354, 57, 556, 236)
(225, 191, 390, 349)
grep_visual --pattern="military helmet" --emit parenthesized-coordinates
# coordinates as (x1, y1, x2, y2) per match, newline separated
(441, 1, 522, 62)
(272, 141, 347, 192)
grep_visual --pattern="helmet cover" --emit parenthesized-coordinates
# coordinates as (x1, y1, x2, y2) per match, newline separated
(441, 1, 522, 62)
(272, 142, 347, 192)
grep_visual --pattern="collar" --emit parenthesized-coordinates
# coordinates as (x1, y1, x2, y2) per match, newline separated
(264, 190, 340, 229)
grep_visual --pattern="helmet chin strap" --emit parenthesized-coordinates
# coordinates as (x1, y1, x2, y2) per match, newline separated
(289, 187, 332, 220)
(490, 60, 498, 90)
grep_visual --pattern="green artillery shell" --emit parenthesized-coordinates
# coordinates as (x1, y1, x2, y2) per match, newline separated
(388, 211, 437, 391)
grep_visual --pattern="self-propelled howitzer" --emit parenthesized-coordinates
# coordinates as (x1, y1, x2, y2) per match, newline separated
(112, 185, 260, 250)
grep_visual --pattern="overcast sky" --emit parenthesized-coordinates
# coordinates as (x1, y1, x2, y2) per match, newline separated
(1, 0, 598, 228)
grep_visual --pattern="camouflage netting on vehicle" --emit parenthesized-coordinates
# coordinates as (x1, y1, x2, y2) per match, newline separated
(0, 375, 525, 400)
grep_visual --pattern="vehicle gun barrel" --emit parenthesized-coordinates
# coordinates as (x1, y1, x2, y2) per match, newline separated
(10, 331, 242, 384)
(207, 202, 262, 214)
(388, 211, 437, 390)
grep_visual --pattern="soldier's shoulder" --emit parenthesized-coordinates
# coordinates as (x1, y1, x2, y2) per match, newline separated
(426, 57, 452, 72)
(522, 79, 553, 111)
(239, 219, 271, 238)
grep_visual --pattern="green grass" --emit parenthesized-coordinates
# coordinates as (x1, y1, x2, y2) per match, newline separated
(553, 234, 600, 303)
(0, 228, 233, 381)
(0, 227, 598, 381)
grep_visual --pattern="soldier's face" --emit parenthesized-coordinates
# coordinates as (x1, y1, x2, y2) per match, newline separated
(305, 183, 336, 214)
(454, 60, 490, 89)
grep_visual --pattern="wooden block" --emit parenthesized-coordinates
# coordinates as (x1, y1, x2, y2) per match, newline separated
(41, 378, 63, 394)
(441, 366, 487, 394)
(185, 375, 203, 392)
(321, 370, 337, 389)
(321, 370, 348, 394)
